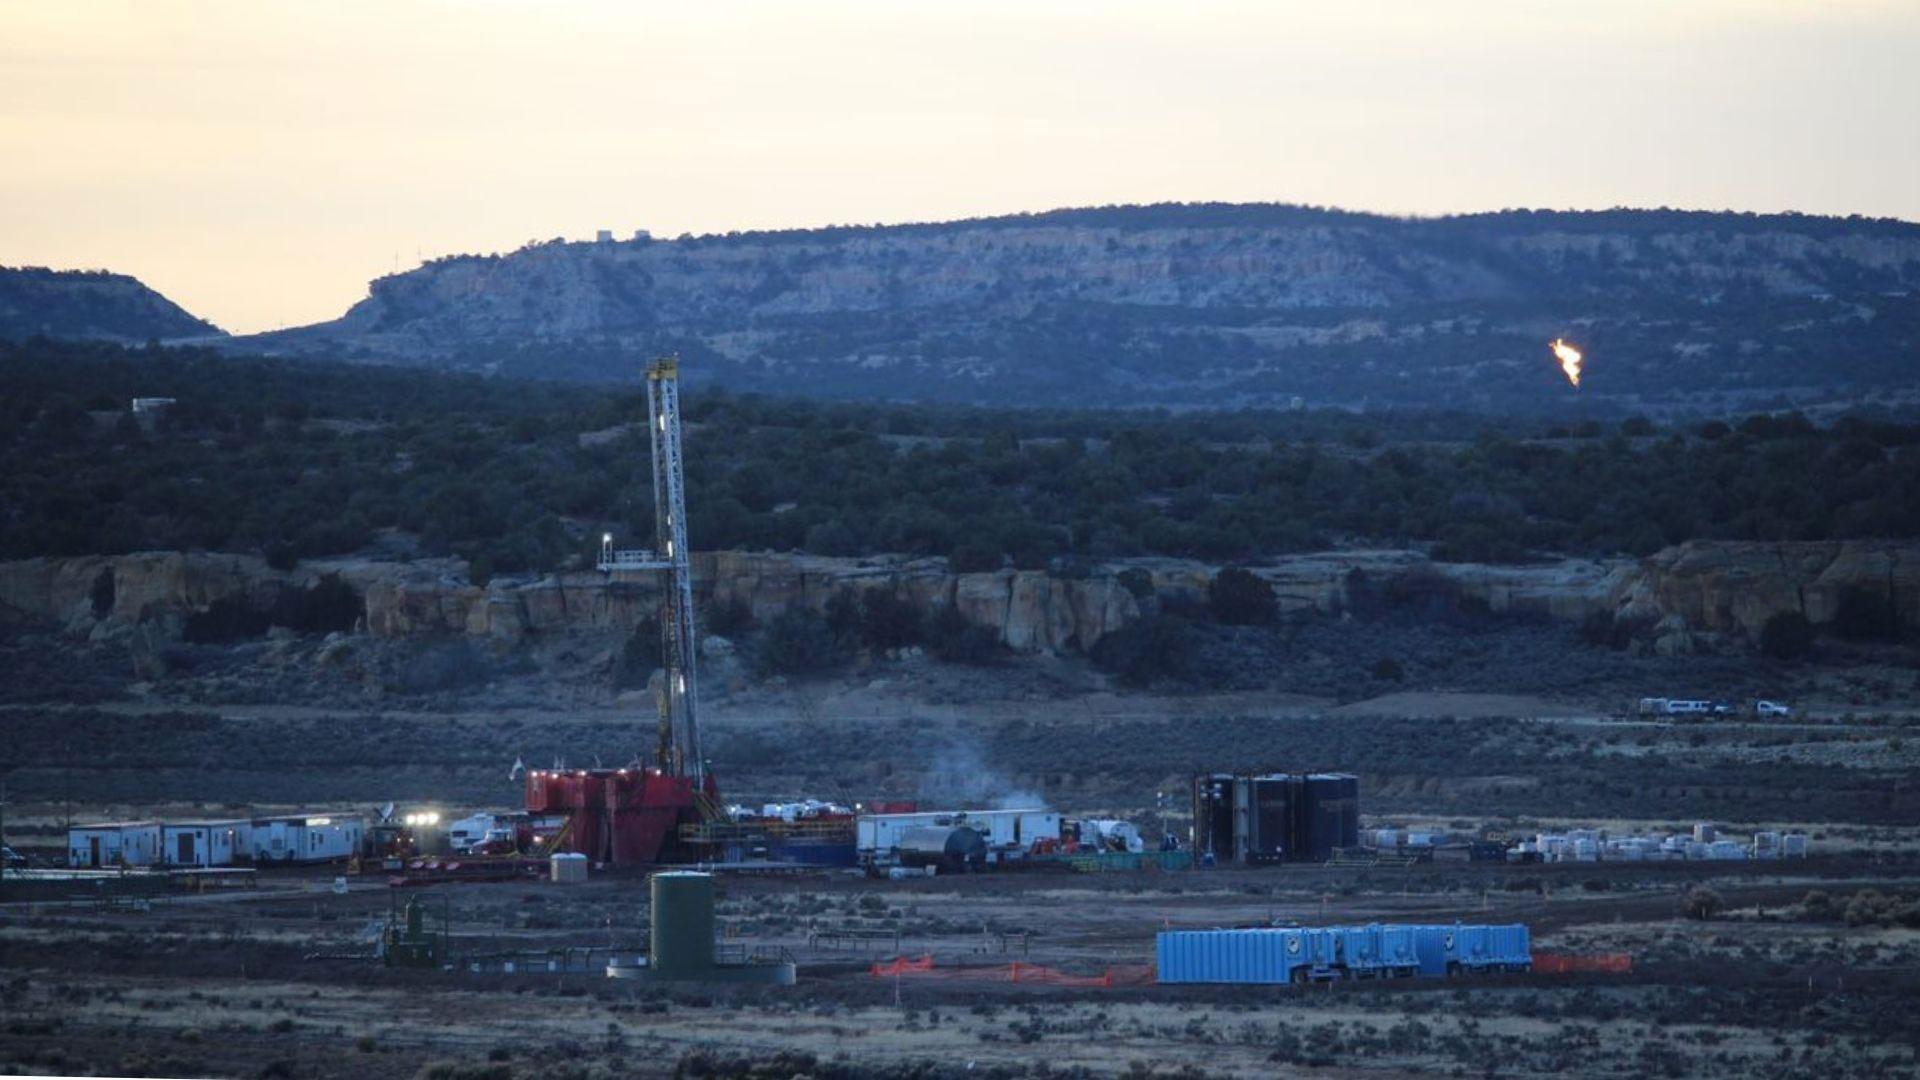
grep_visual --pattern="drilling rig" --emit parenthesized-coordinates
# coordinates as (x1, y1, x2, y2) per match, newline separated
(523, 356, 719, 865)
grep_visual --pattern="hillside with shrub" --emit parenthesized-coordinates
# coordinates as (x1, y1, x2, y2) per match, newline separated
(0, 266, 223, 342)
(4, 339, 1920, 580)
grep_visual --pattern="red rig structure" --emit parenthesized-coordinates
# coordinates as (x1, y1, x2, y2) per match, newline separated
(525, 356, 720, 865)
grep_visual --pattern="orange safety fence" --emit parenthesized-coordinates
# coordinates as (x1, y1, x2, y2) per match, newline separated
(870, 954, 936, 977)
(1531, 951, 1633, 974)
(869, 955, 1155, 987)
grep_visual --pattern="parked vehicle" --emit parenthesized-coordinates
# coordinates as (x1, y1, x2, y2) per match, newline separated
(1755, 700, 1792, 717)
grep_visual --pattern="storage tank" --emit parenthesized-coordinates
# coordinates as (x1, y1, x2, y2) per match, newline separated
(896, 826, 986, 872)
(1297, 774, 1358, 861)
(1248, 775, 1296, 863)
(1191, 774, 1237, 862)
(650, 871, 716, 977)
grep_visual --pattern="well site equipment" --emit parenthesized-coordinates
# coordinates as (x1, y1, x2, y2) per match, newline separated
(894, 826, 988, 872)
(1192, 772, 1359, 865)
(1156, 923, 1529, 984)
(530, 357, 720, 867)
(1410, 924, 1532, 976)
(382, 894, 449, 969)
(605, 870, 796, 984)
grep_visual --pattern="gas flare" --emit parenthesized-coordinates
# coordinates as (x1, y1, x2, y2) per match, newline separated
(1549, 338, 1583, 388)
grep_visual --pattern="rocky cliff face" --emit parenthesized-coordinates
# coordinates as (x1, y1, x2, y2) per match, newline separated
(239, 205, 1920, 411)
(0, 266, 223, 342)
(7, 541, 1912, 659)
(1611, 540, 1920, 641)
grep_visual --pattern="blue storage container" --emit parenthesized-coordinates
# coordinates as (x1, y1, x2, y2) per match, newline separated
(1376, 924, 1418, 976)
(1332, 926, 1378, 974)
(1456, 924, 1532, 971)
(1487, 923, 1531, 970)
(1157, 923, 1526, 984)
(1158, 928, 1327, 984)
(1410, 923, 1532, 974)
(1412, 925, 1456, 976)
(1331, 925, 1419, 977)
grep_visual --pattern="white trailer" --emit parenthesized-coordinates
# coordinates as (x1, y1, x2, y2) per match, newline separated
(856, 809, 1060, 866)
(244, 815, 363, 864)
(161, 821, 242, 866)
(68, 822, 161, 868)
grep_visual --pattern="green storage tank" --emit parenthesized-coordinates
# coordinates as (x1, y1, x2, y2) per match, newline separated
(650, 870, 716, 976)
(609, 869, 793, 984)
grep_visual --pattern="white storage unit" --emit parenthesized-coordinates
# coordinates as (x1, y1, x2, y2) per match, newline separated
(856, 809, 1060, 863)
(161, 821, 242, 866)
(551, 852, 589, 884)
(68, 822, 161, 868)
(245, 815, 364, 864)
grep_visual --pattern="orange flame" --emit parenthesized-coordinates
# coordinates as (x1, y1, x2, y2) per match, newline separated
(1550, 338, 1583, 388)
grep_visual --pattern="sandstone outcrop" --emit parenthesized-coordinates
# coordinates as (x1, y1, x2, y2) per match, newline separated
(3, 541, 1914, 656)
(1609, 540, 1920, 640)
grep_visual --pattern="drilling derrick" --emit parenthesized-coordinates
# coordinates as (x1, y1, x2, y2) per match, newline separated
(599, 356, 703, 782)
(527, 355, 714, 865)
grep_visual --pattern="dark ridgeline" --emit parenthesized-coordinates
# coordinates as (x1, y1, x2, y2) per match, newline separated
(0, 266, 224, 342)
(226, 202, 1920, 414)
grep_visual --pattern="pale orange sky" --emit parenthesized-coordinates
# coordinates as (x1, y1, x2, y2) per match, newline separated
(2, 0, 1916, 334)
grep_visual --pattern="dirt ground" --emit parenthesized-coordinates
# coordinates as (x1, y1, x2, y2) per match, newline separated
(4, 860, 1920, 1079)
(4, 660, 1920, 1077)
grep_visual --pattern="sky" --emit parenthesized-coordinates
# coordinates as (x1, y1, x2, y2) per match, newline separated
(2, 1, 1917, 334)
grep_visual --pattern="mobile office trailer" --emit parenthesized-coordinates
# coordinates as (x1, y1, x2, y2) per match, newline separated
(161, 821, 242, 866)
(68, 822, 161, 868)
(243, 815, 364, 864)
(856, 809, 1059, 865)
